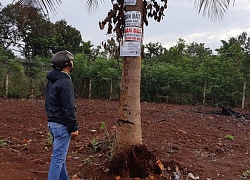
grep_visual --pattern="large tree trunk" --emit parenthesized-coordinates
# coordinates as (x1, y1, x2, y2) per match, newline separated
(114, 56, 142, 153)
(114, 0, 143, 154)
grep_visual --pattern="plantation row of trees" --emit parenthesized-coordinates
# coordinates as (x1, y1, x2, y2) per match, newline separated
(142, 37, 250, 107)
(72, 34, 250, 108)
(1, 33, 250, 108)
(1, 3, 250, 108)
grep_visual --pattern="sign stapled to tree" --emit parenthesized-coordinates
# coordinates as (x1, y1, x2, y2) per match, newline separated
(125, 11, 141, 27)
(124, 0, 136, 6)
(124, 27, 142, 41)
(120, 41, 141, 57)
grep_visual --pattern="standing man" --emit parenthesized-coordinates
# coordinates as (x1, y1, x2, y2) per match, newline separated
(45, 50, 79, 180)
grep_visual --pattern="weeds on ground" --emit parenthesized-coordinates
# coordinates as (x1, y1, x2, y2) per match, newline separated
(90, 138, 100, 152)
(44, 133, 53, 149)
(100, 122, 113, 151)
(0, 139, 7, 147)
(225, 134, 234, 140)
(82, 155, 94, 164)
(83, 123, 114, 168)
(88, 122, 114, 158)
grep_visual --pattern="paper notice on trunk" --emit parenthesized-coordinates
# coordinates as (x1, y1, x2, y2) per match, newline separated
(120, 41, 141, 57)
(125, 11, 141, 27)
(124, 0, 136, 6)
(124, 27, 142, 41)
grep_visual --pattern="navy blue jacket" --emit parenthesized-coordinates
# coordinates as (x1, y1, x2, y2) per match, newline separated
(45, 70, 78, 133)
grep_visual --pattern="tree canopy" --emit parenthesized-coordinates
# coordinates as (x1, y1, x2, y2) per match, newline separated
(0, 4, 90, 58)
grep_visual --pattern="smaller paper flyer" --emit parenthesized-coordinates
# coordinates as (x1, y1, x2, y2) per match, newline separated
(120, 41, 141, 57)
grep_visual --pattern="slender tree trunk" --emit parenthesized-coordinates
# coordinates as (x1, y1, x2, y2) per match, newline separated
(242, 81, 246, 109)
(203, 81, 207, 104)
(88, 77, 92, 98)
(5, 74, 8, 97)
(114, 0, 143, 154)
(110, 78, 113, 100)
(30, 79, 34, 98)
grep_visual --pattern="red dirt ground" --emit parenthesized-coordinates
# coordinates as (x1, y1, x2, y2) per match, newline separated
(1, 98, 250, 180)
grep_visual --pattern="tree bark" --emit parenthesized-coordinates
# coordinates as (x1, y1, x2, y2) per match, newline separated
(115, 56, 142, 153)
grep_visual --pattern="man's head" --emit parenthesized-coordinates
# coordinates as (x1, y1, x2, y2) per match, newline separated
(51, 50, 74, 71)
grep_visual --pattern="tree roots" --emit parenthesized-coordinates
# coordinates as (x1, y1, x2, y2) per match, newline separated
(108, 144, 162, 178)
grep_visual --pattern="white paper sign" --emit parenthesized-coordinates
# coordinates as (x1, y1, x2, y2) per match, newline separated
(125, 11, 141, 27)
(124, 27, 142, 41)
(120, 41, 141, 57)
(124, 0, 136, 6)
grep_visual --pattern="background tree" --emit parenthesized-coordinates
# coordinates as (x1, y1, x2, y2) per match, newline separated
(0, 4, 85, 58)
(144, 42, 166, 58)
(53, 20, 83, 54)
(0, 4, 23, 53)
(0, 44, 14, 96)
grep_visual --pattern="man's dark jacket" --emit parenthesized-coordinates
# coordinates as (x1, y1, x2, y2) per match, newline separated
(45, 70, 78, 133)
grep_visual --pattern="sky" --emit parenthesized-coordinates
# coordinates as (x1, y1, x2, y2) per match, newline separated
(1, 0, 250, 53)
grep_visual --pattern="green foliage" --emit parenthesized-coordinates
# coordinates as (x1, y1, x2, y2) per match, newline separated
(82, 155, 94, 164)
(88, 122, 114, 158)
(0, 139, 7, 147)
(140, 34, 250, 106)
(0, 5, 84, 59)
(225, 134, 234, 140)
(101, 122, 113, 151)
(71, 55, 121, 99)
(45, 133, 53, 147)
(0, 22, 250, 108)
(53, 20, 83, 54)
(0, 45, 14, 60)
(90, 138, 99, 152)
(144, 42, 166, 58)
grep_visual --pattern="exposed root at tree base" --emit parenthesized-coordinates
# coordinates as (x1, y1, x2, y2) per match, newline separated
(108, 144, 162, 178)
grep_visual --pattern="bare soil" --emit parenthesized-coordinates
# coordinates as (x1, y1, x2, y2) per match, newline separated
(1, 98, 250, 180)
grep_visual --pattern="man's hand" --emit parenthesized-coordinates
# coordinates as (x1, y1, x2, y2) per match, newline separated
(71, 130, 78, 139)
